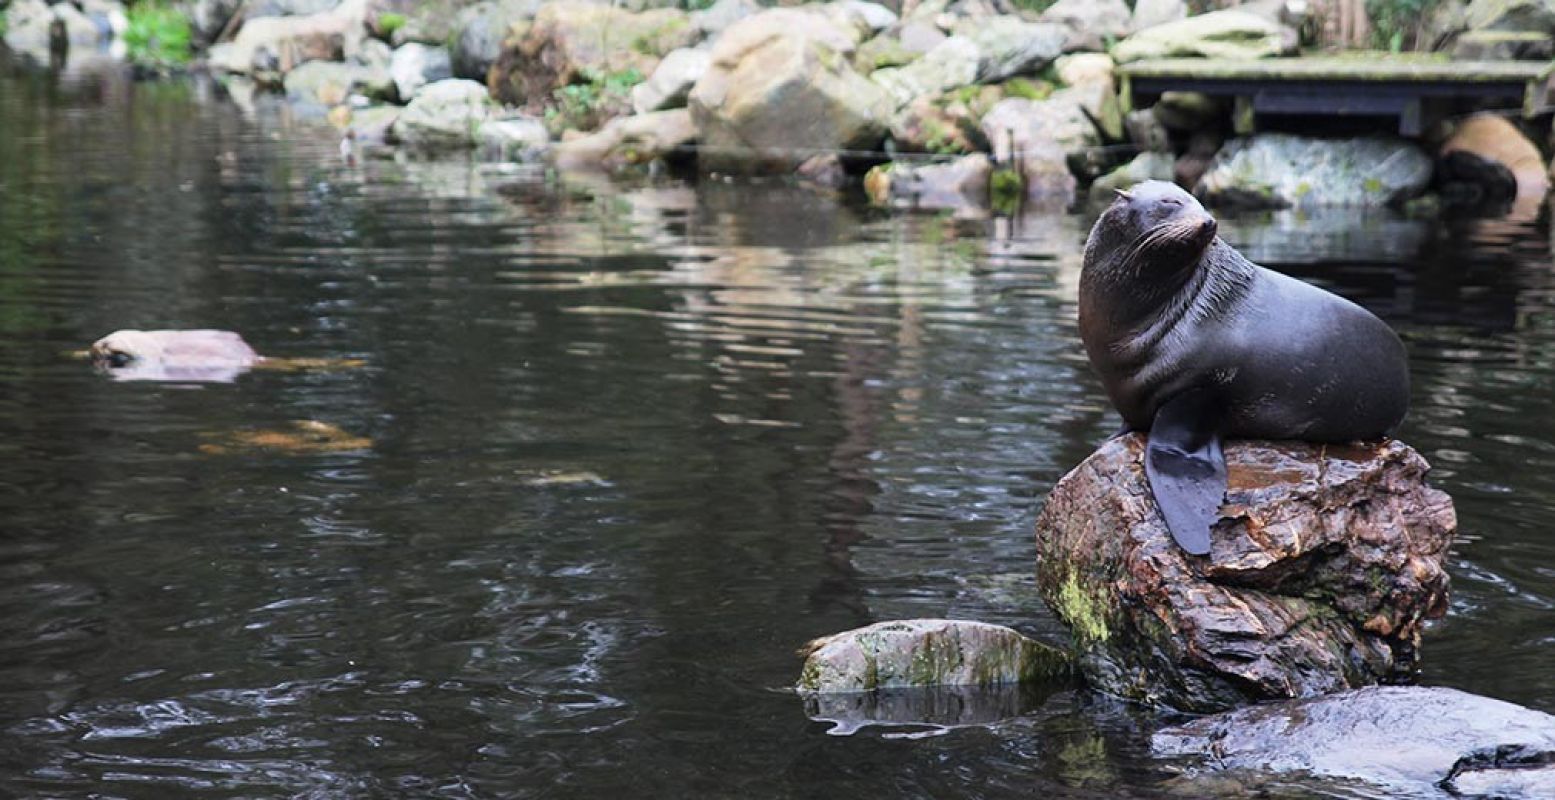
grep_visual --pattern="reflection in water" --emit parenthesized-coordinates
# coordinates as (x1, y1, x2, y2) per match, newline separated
(2, 55, 1555, 798)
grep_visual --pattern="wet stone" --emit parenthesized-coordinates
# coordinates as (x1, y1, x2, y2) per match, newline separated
(796, 619, 1071, 694)
(1035, 436, 1456, 712)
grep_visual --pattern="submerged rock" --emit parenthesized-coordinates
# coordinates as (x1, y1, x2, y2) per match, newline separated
(91, 329, 260, 383)
(478, 116, 550, 161)
(199, 420, 372, 455)
(797, 619, 1071, 693)
(1197, 134, 1433, 209)
(1035, 436, 1455, 712)
(1155, 687, 1555, 798)
(1113, 9, 1293, 62)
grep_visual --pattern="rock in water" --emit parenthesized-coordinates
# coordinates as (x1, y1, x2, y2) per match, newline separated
(797, 619, 1071, 693)
(90, 329, 261, 383)
(1154, 686, 1555, 798)
(1035, 435, 1455, 712)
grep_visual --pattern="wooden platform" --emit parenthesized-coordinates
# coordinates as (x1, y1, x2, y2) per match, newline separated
(1118, 55, 1554, 136)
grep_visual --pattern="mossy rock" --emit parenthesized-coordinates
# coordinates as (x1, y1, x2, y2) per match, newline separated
(797, 619, 1073, 693)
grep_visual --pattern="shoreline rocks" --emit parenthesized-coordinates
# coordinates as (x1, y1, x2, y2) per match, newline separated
(1035, 435, 1455, 713)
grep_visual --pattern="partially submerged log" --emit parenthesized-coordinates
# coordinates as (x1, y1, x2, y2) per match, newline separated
(1035, 435, 1455, 712)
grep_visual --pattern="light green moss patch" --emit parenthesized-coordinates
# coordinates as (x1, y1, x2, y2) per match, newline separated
(1057, 574, 1109, 645)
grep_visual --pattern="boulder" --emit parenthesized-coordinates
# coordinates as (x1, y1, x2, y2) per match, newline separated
(283, 59, 394, 106)
(390, 43, 453, 102)
(870, 36, 981, 109)
(487, 3, 695, 108)
(478, 115, 550, 160)
(890, 90, 994, 155)
(1130, 0, 1187, 32)
(551, 108, 696, 171)
(1197, 134, 1434, 209)
(1054, 53, 1114, 89)
(386, 0, 471, 46)
(863, 154, 993, 211)
(53, 1, 108, 46)
(1, 0, 59, 53)
(396, 78, 497, 151)
(795, 153, 848, 188)
(630, 47, 710, 114)
(189, 0, 245, 44)
(980, 85, 1119, 161)
(852, 34, 923, 74)
(827, 1, 898, 35)
(82, 0, 130, 40)
(1088, 151, 1176, 204)
(796, 619, 1071, 693)
(1040, 0, 1132, 42)
(1155, 687, 1555, 798)
(689, 12, 894, 173)
(690, 0, 760, 38)
(207, 0, 370, 75)
(1124, 109, 1170, 152)
(1464, 0, 1555, 35)
(449, 0, 541, 80)
(336, 104, 402, 145)
(951, 15, 1067, 83)
(1439, 113, 1548, 203)
(1112, 9, 1294, 62)
(1035, 436, 1455, 712)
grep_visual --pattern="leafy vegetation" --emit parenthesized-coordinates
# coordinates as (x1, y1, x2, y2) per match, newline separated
(1366, 0, 1443, 52)
(125, 2, 193, 66)
(544, 67, 645, 134)
(378, 11, 407, 36)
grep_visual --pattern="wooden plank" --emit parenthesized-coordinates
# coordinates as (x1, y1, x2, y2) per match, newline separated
(1118, 55, 1549, 83)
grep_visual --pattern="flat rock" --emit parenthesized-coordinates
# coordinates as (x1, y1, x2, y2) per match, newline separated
(1197, 134, 1433, 209)
(1154, 686, 1555, 798)
(551, 108, 696, 172)
(1113, 8, 1293, 63)
(1035, 436, 1455, 712)
(797, 619, 1071, 693)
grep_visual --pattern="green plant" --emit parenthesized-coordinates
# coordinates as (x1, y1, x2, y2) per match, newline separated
(546, 67, 645, 134)
(1366, 0, 1443, 52)
(378, 11, 407, 35)
(124, 2, 192, 66)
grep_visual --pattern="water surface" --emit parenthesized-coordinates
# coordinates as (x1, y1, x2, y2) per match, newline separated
(2, 58, 1554, 798)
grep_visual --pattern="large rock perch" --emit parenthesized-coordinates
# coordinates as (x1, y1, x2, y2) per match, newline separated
(1035, 435, 1455, 712)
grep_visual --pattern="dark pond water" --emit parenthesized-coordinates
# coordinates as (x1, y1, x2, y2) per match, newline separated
(2, 57, 1554, 799)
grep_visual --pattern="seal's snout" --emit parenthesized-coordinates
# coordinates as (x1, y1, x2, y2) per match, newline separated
(1197, 215, 1217, 240)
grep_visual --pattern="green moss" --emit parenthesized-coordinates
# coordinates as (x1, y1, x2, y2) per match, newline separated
(1003, 77, 1054, 101)
(1056, 574, 1109, 645)
(797, 658, 823, 691)
(378, 11, 407, 35)
(547, 67, 645, 134)
(125, 2, 193, 67)
(989, 168, 1024, 215)
(1363, 177, 1384, 193)
(1293, 180, 1312, 198)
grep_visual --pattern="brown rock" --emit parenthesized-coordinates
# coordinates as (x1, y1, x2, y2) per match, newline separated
(1035, 435, 1456, 712)
(487, 2, 694, 108)
(551, 108, 696, 172)
(1439, 113, 1548, 205)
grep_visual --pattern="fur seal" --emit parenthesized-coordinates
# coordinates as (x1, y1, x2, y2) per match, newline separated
(1079, 181, 1409, 554)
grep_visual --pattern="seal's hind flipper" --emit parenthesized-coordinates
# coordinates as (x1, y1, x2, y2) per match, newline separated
(1144, 390, 1225, 556)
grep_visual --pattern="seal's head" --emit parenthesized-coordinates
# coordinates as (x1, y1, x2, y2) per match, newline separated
(1084, 180, 1219, 277)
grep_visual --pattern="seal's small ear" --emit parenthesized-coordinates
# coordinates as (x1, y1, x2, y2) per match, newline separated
(1113, 188, 1134, 202)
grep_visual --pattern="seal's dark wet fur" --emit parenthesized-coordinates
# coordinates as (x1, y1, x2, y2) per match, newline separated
(1078, 181, 1409, 554)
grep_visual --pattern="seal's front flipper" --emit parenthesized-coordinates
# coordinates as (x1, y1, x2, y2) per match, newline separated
(1144, 390, 1225, 556)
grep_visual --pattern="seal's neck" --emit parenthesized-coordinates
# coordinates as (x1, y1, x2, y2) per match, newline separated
(1084, 239, 1256, 354)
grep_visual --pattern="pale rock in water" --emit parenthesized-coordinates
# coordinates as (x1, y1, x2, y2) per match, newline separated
(863, 154, 993, 212)
(478, 116, 550, 161)
(1155, 687, 1555, 798)
(552, 108, 696, 172)
(796, 619, 1070, 693)
(1197, 134, 1433, 209)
